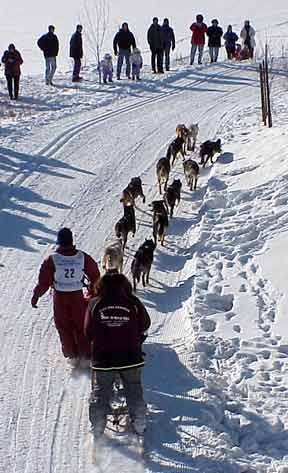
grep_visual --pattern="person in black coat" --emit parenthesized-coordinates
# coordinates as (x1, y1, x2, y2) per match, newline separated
(207, 19, 223, 63)
(37, 25, 59, 85)
(223, 25, 238, 59)
(113, 22, 136, 79)
(162, 18, 175, 71)
(147, 17, 164, 73)
(70, 25, 83, 82)
(1, 44, 23, 100)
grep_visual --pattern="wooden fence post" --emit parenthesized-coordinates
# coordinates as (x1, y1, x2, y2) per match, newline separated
(259, 62, 267, 125)
(265, 44, 273, 128)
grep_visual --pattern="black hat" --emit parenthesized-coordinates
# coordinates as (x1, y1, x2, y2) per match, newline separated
(56, 227, 73, 246)
(212, 19, 219, 24)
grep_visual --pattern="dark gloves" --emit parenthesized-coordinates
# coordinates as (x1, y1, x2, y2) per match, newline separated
(31, 295, 39, 308)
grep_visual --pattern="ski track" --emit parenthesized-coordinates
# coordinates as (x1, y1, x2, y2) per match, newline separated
(1, 61, 288, 473)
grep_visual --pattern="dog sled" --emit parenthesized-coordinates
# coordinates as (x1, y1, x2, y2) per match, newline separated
(90, 373, 146, 464)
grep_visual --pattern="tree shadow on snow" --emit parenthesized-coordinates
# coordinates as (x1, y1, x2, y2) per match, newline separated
(0, 181, 69, 251)
(0, 147, 95, 180)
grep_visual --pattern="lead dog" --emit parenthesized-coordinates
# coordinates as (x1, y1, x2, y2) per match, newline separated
(200, 138, 222, 167)
(167, 136, 185, 166)
(131, 239, 156, 291)
(120, 177, 146, 208)
(156, 156, 171, 194)
(149, 200, 169, 246)
(183, 159, 199, 190)
(115, 206, 136, 250)
(176, 124, 188, 141)
(164, 178, 182, 218)
(102, 238, 124, 273)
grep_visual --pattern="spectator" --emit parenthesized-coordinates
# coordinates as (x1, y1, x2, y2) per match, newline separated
(100, 53, 113, 83)
(207, 19, 223, 63)
(162, 18, 175, 71)
(113, 22, 136, 80)
(31, 227, 100, 367)
(70, 25, 83, 82)
(1, 44, 23, 100)
(37, 25, 59, 85)
(147, 17, 164, 73)
(190, 14, 208, 65)
(130, 47, 143, 80)
(240, 20, 256, 59)
(223, 25, 238, 59)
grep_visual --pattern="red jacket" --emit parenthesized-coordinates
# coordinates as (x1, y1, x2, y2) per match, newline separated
(1, 49, 23, 76)
(33, 246, 100, 298)
(190, 22, 208, 45)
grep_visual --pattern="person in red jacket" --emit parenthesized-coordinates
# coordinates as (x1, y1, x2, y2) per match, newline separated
(85, 272, 151, 439)
(1, 44, 23, 100)
(190, 14, 208, 65)
(31, 228, 100, 366)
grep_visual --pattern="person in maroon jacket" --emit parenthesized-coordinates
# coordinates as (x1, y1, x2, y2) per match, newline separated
(31, 228, 100, 366)
(1, 44, 23, 100)
(84, 272, 151, 439)
(189, 14, 208, 65)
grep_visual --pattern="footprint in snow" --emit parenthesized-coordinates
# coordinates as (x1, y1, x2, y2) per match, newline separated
(239, 283, 247, 292)
(233, 324, 241, 333)
(199, 318, 217, 332)
(259, 350, 271, 360)
(225, 311, 236, 321)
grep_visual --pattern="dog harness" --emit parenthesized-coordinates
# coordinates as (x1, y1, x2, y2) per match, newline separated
(52, 251, 85, 292)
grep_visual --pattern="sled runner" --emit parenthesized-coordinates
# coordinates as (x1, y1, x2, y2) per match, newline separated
(90, 374, 146, 463)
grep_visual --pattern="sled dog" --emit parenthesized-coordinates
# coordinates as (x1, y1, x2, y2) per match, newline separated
(131, 239, 156, 291)
(156, 156, 171, 194)
(120, 177, 145, 208)
(163, 179, 182, 217)
(183, 159, 200, 190)
(200, 138, 222, 167)
(115, 206, 136, 250)
(102, 238, 124, 273)
(149, 200, 169, 246)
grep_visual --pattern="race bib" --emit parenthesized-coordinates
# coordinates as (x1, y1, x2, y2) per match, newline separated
(52, 251, 85, 292)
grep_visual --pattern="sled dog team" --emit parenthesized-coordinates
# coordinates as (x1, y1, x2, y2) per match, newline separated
(111, 124, 222, 290)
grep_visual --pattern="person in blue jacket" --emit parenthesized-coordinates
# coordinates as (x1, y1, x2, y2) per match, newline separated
(162, 18, 175, 71)
(223, 25, 239, 59)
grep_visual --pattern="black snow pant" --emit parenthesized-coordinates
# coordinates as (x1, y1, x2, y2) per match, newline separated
(6, 75, 20, 99)
(151, 48, 164, 73)
(164, 46, 171, 70)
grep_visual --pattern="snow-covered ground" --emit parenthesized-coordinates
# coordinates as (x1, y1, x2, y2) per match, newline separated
(1, 2, 288, 472)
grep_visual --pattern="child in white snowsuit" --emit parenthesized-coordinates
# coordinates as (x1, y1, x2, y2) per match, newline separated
(130, 48, 143, 80)
(100, 53, 113, 83)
